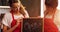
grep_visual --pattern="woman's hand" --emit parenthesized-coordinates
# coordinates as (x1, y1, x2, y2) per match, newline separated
(3, 18, 23, 32)
(16, 18, 23, 25)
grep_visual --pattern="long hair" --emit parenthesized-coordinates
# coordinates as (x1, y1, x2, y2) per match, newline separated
(20, 1, 26, 15)
(44, 0, 58, 16)
(8, 0, 26, 15)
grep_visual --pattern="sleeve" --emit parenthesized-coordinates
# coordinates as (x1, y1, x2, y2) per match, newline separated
(54, 10, 60, 25)
(2, 13, 9, 27)
(54, 10, 60, 31)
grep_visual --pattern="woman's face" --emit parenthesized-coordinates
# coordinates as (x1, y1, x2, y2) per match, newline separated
(11, 2, 20, 12)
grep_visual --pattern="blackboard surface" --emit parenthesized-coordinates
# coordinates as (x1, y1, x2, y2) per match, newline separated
(22, 18, 43, 32)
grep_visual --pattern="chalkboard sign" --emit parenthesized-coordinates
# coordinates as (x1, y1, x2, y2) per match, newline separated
(22, 18, 43, 32)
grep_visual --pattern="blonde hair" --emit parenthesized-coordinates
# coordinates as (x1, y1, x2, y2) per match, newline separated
(9, 0, 26, 15)
(20, 1, 26, 15)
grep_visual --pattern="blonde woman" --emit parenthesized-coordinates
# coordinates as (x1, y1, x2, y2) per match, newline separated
(2, 0, 29, 32)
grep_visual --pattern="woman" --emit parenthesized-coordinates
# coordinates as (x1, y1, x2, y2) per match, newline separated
(44, 0, 58, 32)
(2, 0, 29, 32)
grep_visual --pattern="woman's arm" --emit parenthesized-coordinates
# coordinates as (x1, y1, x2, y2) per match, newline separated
(20, 10, 29, 18)
(3, 21, 20, 32)
(2, 14, 22, 32)
(20, 4, 29, 18)
(23, 10, 29, 18)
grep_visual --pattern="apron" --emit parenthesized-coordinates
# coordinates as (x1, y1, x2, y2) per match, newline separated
(11, 12, 21, 32)
(44, 18, 58, 32)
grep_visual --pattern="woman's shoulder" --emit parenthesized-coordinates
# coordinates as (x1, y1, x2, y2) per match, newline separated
(4, 12, 12, 19)
(5, 12, 12, 16)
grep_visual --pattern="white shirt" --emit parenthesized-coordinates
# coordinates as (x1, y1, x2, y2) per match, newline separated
(2, 13, 24, 28)
(54, 9, 60, 31)
(2, 11, 29, 28)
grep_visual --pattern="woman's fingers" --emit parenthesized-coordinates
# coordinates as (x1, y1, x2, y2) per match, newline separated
(16, 18, 23, 23)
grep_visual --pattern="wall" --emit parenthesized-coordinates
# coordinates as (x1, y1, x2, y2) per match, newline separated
(21, 0, 40, 17)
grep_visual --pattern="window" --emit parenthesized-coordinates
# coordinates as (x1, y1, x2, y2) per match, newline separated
(0, 0, 9, 6)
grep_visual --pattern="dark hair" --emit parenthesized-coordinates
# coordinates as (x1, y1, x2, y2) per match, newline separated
(45, 0, 58, 8)
(8, 0, 19, 7)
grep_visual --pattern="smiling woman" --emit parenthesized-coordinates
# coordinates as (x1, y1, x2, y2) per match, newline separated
(2, 0, 29, 32)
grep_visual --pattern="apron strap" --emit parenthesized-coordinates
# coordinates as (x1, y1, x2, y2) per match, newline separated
(10, 11, 14, 20)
